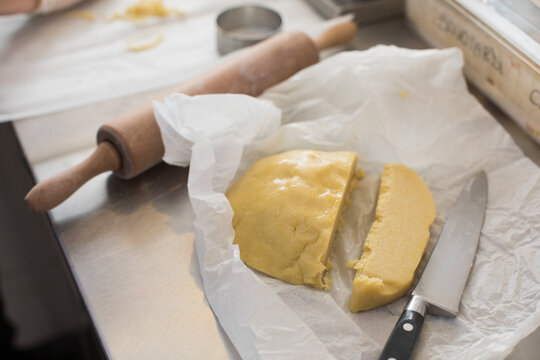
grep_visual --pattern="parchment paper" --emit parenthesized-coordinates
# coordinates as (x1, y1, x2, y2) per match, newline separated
(0, 0, 331, 121)
(153, 46, 540, 359)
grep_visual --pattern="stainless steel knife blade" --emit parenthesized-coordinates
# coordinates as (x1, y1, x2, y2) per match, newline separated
(379, 171, 488, 360)
(412, 170, 488, 317)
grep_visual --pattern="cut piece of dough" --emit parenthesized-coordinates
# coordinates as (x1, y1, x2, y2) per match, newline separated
(110, 0, 184, 21)
(126, 31, 164, 52)
(350, 164, 436, 312)
(227, 150, 359, 290)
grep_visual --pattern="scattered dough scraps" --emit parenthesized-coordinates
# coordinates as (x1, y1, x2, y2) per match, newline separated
(126, 31, 164, 51)
(350, 163, 436, 312)
(66, 10, 96, 22)
(110, 0, 184, 22)
(227, 150, 360, 290)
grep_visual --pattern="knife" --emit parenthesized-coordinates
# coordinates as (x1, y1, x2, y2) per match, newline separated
(379, 171, 488, 360)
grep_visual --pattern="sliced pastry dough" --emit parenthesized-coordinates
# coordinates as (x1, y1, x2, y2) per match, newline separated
(350, 164, 436, 312)
(227, 150, 359, 290)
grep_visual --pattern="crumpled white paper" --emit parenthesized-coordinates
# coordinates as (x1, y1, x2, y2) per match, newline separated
(153, 46, 540, 360)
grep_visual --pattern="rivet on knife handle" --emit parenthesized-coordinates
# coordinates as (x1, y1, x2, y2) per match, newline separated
(379, 295, 427, 360)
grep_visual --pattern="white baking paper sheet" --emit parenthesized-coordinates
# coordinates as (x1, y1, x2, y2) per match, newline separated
(0, 0, 330, 122)
(153, 46, 540, 359)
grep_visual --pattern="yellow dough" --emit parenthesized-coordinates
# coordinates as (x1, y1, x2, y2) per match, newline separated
(110, 0, 184, 21)
(126, 31, 164, 52)
(350, 164, 436, 312)
(66, 11, 96, 22)
(227, 150, 359, 290)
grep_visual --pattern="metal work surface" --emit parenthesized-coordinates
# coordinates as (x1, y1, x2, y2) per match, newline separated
(13, 18, 540, 359)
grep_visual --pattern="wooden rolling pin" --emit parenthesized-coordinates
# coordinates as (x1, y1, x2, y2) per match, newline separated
(25, 22, 358, 213)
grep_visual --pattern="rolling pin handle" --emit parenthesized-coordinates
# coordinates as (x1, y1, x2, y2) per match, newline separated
(313, 21, 358, 51)
(25, 141, 121, 213)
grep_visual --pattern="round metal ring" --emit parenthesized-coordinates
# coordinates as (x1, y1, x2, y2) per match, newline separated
(216, 5, 282, 55)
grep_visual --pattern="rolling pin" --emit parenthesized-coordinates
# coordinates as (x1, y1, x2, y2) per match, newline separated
(25, 21, 358, 213)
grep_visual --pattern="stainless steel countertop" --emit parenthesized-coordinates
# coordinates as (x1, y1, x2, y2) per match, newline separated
(13, 18, 540, 359)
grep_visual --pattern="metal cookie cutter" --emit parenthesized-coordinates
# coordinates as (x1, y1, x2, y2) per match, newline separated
(216, 5, 282, 55)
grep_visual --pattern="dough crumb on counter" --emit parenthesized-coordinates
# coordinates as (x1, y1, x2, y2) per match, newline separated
(227, 150, 360, 290)
(66, 10, 96, 21)
(110, 0, 184, 22)
(350, 163, 436, 312)
(126, 31, 164, 51)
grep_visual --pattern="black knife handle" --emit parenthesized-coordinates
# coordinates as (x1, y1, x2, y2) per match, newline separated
(378, 309, 425, 360)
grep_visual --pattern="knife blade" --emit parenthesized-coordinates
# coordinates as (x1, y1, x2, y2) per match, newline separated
(379, 171, 488, 360)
